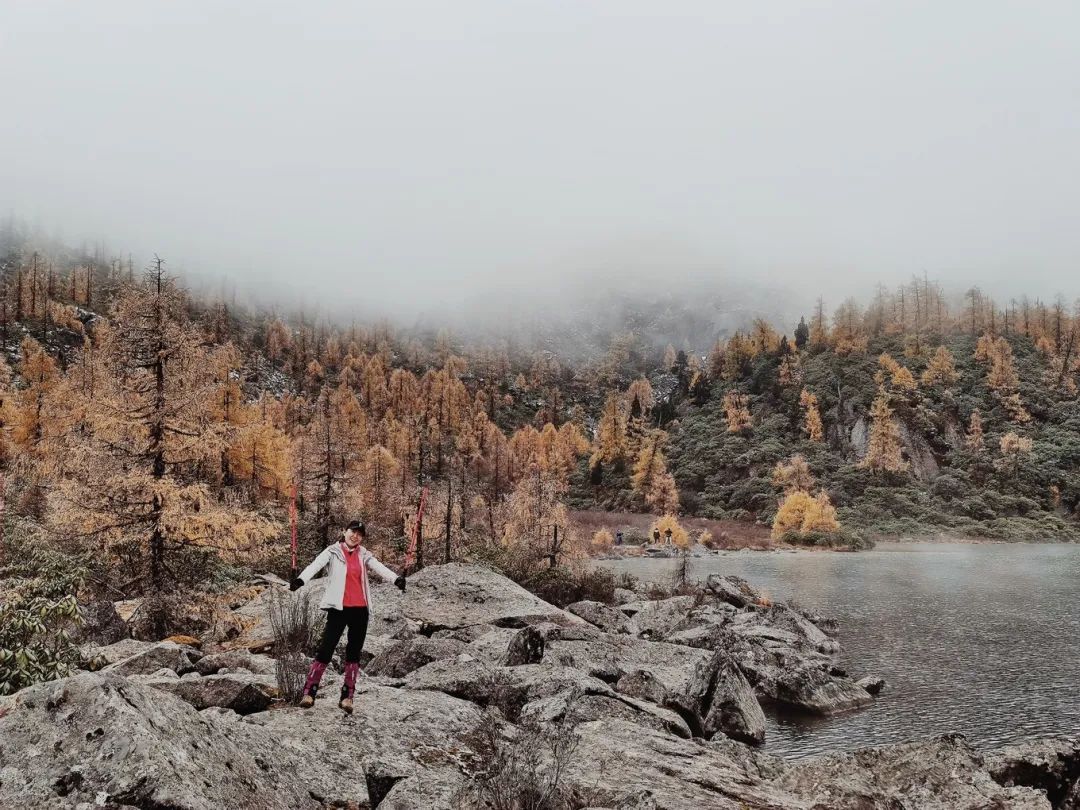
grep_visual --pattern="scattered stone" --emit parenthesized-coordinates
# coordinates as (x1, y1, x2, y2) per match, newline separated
(101, 640, 203, 676)
(566, 600, 632, 633)
(706, 574, 766, 608)
(146, 672, 279, 714)
(366, 637, 469, 677)
(759, 665, 873, 715)
(503, 625, 545, 666)
(70, 600, 128, 646)
(856, 675, 886, 695)
(196, 650, 278, 677)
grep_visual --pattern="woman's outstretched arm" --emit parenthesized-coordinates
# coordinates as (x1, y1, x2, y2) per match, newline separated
(363, 549, 407, 591)
(292, 547, 332, 589)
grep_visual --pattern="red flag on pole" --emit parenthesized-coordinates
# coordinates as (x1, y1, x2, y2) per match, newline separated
(405, 487, 428, 572)
(288, 483, 298, 578)
(0, 474, 6, 570)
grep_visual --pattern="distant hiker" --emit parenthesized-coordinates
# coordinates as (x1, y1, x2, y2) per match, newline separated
(290, 520, 406, 713)
(652, 528, 661, 544)
(615, 531, 623, 546)
(664, 528, 673, 546)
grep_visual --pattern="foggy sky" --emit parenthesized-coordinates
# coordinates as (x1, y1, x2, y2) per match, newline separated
(3, 1, 1080, 319)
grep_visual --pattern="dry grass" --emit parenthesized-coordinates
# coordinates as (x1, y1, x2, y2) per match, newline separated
(570, 510, 773, 550)
(267, 588, 324, 703)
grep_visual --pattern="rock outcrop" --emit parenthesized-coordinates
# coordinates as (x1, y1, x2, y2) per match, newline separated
(2, 562, 1068, 809)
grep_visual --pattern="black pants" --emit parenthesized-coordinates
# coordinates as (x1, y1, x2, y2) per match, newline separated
(315, 606, 369, 664)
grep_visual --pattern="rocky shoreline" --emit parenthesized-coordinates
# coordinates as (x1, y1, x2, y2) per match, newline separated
(1, 563, 1077, 808)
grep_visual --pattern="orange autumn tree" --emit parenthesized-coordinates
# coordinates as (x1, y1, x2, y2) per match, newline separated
(921, 346, 959, 388)
(772, 490, 840, 539)
(630, 431, 680, 515)
(650, 513, 689, 549)
(771, 454, 841, 541)
(47, 261, 279, 634)
(861, 387, 909, 473)
(722, 390, 752, 434)
(772, 455, 815, 493)
(965, 410, 985, 452)
(799, 388, 824, 442)
(875, 353, 917, 393)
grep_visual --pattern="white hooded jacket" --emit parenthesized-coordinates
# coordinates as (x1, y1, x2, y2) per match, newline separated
(297, 543, 400, 611)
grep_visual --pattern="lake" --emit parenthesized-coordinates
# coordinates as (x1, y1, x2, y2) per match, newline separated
(603, 542, 1080, 759)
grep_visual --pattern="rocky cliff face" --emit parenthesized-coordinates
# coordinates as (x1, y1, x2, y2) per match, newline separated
(1, 564, 1075, 809)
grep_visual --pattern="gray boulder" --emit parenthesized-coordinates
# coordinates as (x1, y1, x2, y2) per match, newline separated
(366, 637, 470, 677)
(759, 665, 873, 715)
(986, 737, 1080, 808)
(0, 673, 317, 808)
(242, 682, 491, 807)
(706, 574, 764, 608)
(566, 600, 632, 633)
(520, 688, 691, 739)
(759, 604, 839, 654)
(195, 650, 278, 676)
(402, 563, 584, 631)
(100, 640, 203, 676)
(778, 732, 1051, 809)
(503, 625, 546, 665)
(563, 718, 797, 809)
(70, 600, 128, 646)
(703, 656, 766, 745)
(546, 634, 721, 733)
(626, 595, 699, 639)
(145, 672, 279, 714)
(856, 674, 886, 695)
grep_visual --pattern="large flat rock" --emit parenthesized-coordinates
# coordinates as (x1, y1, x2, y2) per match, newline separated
(778, 732, 1052, 809)
(401, 563, 584, 631)
(0, 673, 316, 809)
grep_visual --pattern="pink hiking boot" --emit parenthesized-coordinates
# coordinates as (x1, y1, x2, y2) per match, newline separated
(299, 660, 327, 708)
(339, 662, 360, 714)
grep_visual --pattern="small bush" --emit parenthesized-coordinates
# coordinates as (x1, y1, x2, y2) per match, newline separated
(519, 566, 616, 607)
(268, 588, 325, 702)
(0, 537, 86, 695)
(464, 711, 579, 810)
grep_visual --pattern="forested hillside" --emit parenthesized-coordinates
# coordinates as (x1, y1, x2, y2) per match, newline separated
(1, 228, 1078, 660)
(658, 287, 1080, 544)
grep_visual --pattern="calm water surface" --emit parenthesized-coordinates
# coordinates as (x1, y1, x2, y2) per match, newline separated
(604, 542, 1080, 759)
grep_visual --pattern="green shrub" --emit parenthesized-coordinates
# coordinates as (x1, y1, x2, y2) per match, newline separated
(0, 535, 87, 695)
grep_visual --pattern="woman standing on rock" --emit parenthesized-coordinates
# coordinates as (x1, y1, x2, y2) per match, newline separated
(289, 520, 406, 713)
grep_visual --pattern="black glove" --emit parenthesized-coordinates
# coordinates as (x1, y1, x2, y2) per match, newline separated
(289, 577, 304, 591)
(395, 576, 406, 593)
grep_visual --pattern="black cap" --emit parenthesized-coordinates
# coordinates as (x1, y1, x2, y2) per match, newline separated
(345, 520, 366, 535)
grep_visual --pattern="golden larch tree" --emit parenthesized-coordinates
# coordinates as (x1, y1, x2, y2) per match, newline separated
(921, 346, 959, 387)
(630, 431, 680, 515)
(47, 261, 278, 633)
(861, 388, 909, 473)
(772, 490, 840, 538)
(799, 388, 824, 442)
(772, 454, 815, 493)
(965, 410, 985, 451)
(722, 390, 753, 434)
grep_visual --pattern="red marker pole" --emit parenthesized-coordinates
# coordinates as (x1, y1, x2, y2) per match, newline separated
(288, 483, 298, 580)
(405, 487, 428, 573)
(0, 474, 5, 570)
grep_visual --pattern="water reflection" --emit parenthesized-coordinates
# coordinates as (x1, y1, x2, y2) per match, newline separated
(605, 543, 1080, 758)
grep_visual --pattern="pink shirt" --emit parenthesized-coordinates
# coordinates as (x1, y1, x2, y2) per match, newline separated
(341, 542, 368, 607)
